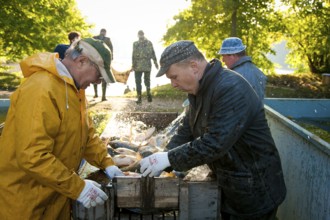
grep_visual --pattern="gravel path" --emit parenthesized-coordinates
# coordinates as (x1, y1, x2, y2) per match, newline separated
(0, 90, 185, 113)
(87, 95, 185, 113)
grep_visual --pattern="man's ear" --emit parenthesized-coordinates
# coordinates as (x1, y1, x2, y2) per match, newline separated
(190, 60, 199, 73)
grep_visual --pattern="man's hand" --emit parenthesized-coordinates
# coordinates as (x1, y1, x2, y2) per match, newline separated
(140, 152, 170, 177)
(105, 165, 124, 179)
(77, 180, 108, 209)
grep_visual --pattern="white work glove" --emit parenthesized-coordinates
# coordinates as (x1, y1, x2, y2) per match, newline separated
(77, 180, 108, 209)
(140, 152, 170, 177)
(105, 165, 124, 179)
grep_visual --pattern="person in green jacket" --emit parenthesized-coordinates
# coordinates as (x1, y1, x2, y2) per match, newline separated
(132, 30, 158, 104)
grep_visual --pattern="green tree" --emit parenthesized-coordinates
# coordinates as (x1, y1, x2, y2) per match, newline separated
(280, 0, 330, 74)
(0, 0, 93, 61)
(162, 0, 280, 72)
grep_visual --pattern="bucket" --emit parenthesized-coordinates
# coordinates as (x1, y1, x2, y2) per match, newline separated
(111, 66, 131, 84)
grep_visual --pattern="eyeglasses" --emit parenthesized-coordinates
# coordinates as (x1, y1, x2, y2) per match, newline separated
(89, 59, 103, 80)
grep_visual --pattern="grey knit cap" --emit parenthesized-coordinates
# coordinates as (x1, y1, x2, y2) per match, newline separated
(156, 40, 198, 77)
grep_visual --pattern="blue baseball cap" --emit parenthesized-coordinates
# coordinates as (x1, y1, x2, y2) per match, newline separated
(218, 37, 246, 55)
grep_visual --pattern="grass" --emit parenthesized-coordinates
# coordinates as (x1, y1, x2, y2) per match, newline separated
(124, 84, 188, 100)
(89, 110, 112, 136)
(266, 72, 330, 98)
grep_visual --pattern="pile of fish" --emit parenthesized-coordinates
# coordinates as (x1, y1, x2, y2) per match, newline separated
(106, 112, 185, 173)
(80, 111, 215, 181)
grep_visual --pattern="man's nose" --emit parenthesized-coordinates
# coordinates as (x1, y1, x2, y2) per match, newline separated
(171, 80, 177, 88)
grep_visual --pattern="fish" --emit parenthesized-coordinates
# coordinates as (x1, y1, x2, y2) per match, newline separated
(114, 147, 137, 157)
(132, 126, 156, 142)
(183, 164, 215, 182)
(138, 145, 162, 158)
(108, 140, 140, 152)
(113, 154, 139, 167)
(107, 145, 116, 157)
(120, 160, 141, 172)
(148, 134, 169, 148)
(123, 171, 142, 177)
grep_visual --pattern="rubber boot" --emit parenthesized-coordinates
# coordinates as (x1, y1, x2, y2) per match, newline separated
(147, 88, 152, 102)
(93, 84, 98, 98)
(136, 91, 142, 104)
(101, 81, 107, 101)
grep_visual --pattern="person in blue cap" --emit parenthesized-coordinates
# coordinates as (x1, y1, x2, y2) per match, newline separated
(140, 40, 286, 220)
(218, 37, 267, 100)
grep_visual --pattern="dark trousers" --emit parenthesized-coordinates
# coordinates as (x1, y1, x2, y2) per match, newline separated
(221, 208, 278, 220)
(134, 71, 151, 94)
(93, 80, 107, 98)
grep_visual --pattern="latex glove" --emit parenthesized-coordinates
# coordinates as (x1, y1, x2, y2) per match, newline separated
(77, 180, 108, 209)
(140, 152, 170, 177)
(105, 165, 124, 179)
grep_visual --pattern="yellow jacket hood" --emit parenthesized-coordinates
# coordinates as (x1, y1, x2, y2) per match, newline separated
(20, 52, 75, 86)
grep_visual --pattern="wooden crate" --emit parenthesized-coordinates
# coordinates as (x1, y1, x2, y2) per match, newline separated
(71, 184, 114, 220)
(179, 181, 221, 220)
(72, 177, 221, 220)
(113, 176, 180, 213)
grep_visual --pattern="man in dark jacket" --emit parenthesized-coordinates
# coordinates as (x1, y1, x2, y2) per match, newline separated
(132, 30, 158, 104)
(140, 40, 286, 219)
(93, 28, 114, 101)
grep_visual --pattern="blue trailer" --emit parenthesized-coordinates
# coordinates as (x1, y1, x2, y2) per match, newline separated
(264, 98, 330, 220)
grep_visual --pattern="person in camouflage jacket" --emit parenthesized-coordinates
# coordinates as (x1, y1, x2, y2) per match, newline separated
(132, 30, 158, 104)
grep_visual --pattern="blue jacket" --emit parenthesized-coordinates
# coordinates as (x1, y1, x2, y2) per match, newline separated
(231, 56, 267, 99)
(54, 44, 69, 60)
(166, 59, 286, 218)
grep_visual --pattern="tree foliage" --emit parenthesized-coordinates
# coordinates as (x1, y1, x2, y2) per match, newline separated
(163, 0, 330, 74)
(162, 0, 279, 72)
(279, 0, 330, 74)
(0, 0, 93, 61)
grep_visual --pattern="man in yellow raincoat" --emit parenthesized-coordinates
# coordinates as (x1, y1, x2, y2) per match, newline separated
(0, 38, 124, 219)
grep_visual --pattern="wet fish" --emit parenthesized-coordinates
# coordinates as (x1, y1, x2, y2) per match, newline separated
(148, 134, 169, 148)
(132, 126, 156, 142)
(120, 160, 141, 172)
(123, 171, 142, 177)
(107, 145, 116, 157)
(113, 154, 139, 167)
(183, 164, 215, 181)
(138, 145, 162, 158)
(114, 147, 137, 157)
(108, 140, 139, 152)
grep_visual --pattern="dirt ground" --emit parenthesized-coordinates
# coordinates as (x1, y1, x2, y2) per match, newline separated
(87, 95, 185, 113)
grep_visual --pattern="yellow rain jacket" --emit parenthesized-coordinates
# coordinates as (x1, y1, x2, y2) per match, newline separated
(0, 53, 114, 219)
